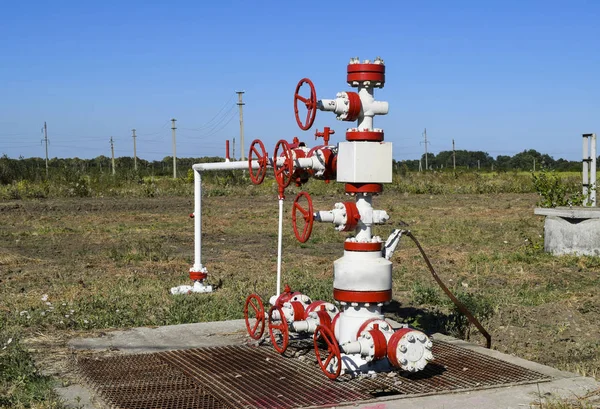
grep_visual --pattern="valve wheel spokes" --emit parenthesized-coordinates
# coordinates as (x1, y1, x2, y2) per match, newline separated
(313, 325, 341, 380)
(268, 306, 289, 354)
(294, 78, 317, 131)
(273, 139, 293, 189)
(243, 294, 265, 340)
(248, 139, 268, 185)
(292, 191, 314, 243)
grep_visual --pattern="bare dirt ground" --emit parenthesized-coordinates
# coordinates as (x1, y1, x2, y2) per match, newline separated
(1, 192, 599, 390)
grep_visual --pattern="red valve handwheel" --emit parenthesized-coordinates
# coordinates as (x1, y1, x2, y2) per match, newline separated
(273, 139, 294, 189)
(268, 305, 289, 354)
(292, 191, 314, 243)
(313, 325, 342, 380)
(248, 139, 268, 185)
(243, 294, 266, 340)
(294, 78, 317, 131)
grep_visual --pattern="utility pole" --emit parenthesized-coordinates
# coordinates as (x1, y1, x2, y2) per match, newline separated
(171, 118, 177, 178)
(477, 159, 481, 170)
(232, 137, 236, 160)
(452, 139, 456, 171)
(421, 128, 429, 171)
(110, 137, 116, 176)
(42, 122, 49, 178)
(236, 91, 245, 160)
(132, 129, 137, 171)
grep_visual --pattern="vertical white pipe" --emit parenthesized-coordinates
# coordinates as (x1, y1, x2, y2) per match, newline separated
(591, 134, 597, 206)
(194, 169, 202, 271)
(583, 135, 589, 204)
(355, 194, 373, 242)
(276, 198, 284, 296)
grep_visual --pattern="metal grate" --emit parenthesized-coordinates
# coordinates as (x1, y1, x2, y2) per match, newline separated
(78, 353, 230, 409)
(78, 340, 551, 409)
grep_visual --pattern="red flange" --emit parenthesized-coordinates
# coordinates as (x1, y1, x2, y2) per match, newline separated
(345, 92, 361, 122)
(292, 191, 314, 243)
(343, 242, 382, 252)
(294, 78, 317, 131)
(313, 325, 342, 380)
(314, 307, 333, 331)
(345, 183, 383, 194)
(268, 305, 289, 354)
(347, 63, 386, 85)
(289, 301, 306, 321)
(243, 294, 266, 340)
(305, 300, 326, 314)
(368, 324, 388, 361)
(248, 139, 268, 185)
(273, 139, 294, 189)
(189, 271, 207, 281)
(355, 318, 391, 338)
(342, 201, 360, 232)
(387, 328, 413, 368)
(333, 289, 392, 303)
(345, 130, 384, 142)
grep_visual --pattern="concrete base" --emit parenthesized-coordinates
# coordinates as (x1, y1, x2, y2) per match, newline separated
(62, 319, 600, 409)
(534, 207, 600, 256)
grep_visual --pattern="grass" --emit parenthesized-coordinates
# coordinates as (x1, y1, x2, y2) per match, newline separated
(0, 172, 598, 408)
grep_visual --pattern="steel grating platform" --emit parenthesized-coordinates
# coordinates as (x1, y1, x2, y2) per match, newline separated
(78, 340, 552, 409)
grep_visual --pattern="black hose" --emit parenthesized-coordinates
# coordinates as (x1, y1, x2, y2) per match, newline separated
(405, 230, 492, 349)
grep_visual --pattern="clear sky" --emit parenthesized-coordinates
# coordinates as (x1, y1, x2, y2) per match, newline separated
(1, 0, 598, 162)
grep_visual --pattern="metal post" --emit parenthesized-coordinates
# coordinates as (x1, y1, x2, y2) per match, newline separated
(171, 118, 177, 178)
(110, 137, 115, 176)
(452, 139, 456, 171)
(236, 91, 245, 161)
(422, 128, 429, 171)
(43, 122, 49, 178)
(583, 134, 590, 204)
(132, 129, 137, 171)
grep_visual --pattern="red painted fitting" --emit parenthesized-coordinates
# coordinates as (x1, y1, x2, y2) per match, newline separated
(387, 328, 413, 368)
(345, 130, 384, 142)
(331, 312, 340, 333)
(345, 183, 383, 194)
(274, 285, 299, 307)
(356, 318, 387, 338)
(314, 127, 335, 146)
(344, 242, 382, 252)
(369, 324, 388, 360)
(333, 289, 392, 303)
(225, 139, 230, 161)
(305, 300, 326, 314)
(315, 309, 333, 331)
(342, 201, 360, 231)
(345, 92, 361, 122)
(347, 63, 386, 85)
(290, 301, 306, 321)
(189, 271, 207, 281)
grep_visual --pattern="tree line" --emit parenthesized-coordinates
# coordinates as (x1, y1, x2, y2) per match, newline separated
(0, 148, 592, 185)
(398, 149, 589, 172)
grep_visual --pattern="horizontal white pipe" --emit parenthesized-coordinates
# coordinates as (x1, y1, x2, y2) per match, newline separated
(193, 160, 260, 172)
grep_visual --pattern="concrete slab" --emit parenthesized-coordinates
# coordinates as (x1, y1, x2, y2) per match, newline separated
(534, 207, 600, 256)
(63, 319, 600, 409)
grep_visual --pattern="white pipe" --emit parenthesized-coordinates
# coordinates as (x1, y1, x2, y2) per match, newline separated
(276, 198, 284, 296)
(193, 160, 259, 172)
(583, 135, 589, 203)
(193, 169, 202, 271)
(592, 133, 597, 206)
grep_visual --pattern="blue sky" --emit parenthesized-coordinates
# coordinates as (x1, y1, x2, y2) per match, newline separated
(0, 0, 598, 161)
